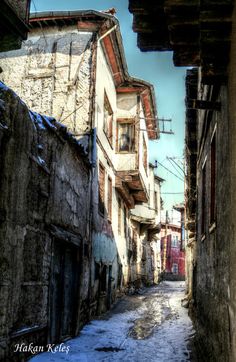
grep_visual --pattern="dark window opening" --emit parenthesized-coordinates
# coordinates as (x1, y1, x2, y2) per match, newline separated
(95, 262, 100, 280)
(101, 265, 107, 292)
(154, 191, 158, 212)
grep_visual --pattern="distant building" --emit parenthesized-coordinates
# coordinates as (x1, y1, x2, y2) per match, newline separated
(161, 222, 185, 280)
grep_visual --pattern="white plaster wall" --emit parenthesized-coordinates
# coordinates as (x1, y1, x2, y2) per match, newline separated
(117, 93, 137, 118)
(139, 103, 149, 191)
(131, 167, 161, 224)
(116, 153, 136, 171)
(0, 26, 93, 139)
(116, 93, 137, 171)
(92, 42, 130, 283)
(95, 42, 117, 161)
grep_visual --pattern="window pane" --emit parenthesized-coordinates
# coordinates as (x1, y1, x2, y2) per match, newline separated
(118, 123, 134, 152)
(104, 93, 113, 145)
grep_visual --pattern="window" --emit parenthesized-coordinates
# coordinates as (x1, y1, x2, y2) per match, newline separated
(117, 120, 135, 152)
(201, 162, 206, 235)
(101, 265, 107, 292)
(104, 92, 113, 146)
(154, 191, 158, 212)
(171, 235, 178, 248)
(143, 135, 147, 172)
(108, 176, 112, 222)
(210, 132, 216, 224)
(172, 263, 178, 275)
(99, 163, 105, 215)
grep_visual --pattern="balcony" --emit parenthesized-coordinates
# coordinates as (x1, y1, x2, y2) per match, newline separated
(115, 170, 148, 209)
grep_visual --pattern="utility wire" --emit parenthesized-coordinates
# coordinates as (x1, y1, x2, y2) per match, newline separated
(167, 157, 185, 176)
(157, 161, 184, 182)
(167, 158, 184, 178)
(161, 192, 184, 195)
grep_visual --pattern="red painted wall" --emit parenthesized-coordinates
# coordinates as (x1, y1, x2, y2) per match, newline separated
(161, 225, 185, 277)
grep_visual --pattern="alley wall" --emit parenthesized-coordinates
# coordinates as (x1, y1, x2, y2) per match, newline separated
(0, 83, 91, 361)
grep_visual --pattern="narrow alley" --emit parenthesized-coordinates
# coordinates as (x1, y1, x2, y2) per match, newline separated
(30, 282, 195, 362)
(2, 0, 236, 361)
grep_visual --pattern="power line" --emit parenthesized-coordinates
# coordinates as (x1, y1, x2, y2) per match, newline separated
(167, 158, 184, 178)
(161, 192, 184, 195)
(157, 161, 184, 182)
(167, 157, 185, 176)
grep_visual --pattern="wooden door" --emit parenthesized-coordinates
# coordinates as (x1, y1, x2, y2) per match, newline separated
(50, 241, 79, 343)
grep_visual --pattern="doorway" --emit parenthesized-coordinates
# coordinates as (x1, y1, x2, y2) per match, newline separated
(49, 240, 80, 343)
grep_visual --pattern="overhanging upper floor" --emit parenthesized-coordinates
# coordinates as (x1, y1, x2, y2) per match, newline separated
(0, 0, 30, 52)
(129, 0, 234, 84)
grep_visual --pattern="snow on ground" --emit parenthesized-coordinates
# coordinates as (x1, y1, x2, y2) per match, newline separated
(30, 281, 195, 362)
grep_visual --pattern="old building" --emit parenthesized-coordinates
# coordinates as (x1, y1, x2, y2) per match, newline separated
(0, 82, 91, 361)
(160, 221, 185, 281)
(0, 9, 161, 309)
(0, 10, 163, 360)
(0, 0, 31, 52)
(130, 166, 163, 286)
(128, 0, 236, 361)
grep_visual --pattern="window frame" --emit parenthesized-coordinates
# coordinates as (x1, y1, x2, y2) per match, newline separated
(171, 235, 178, 248)
(103, 91, 113, 148)
(172, 263, 178, 275)
(116, 118, 135, 153)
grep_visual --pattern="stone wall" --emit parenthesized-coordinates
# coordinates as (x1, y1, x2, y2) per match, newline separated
(0, 26, 94, 150)
(192, 83, 231, 361)
(0, 83, 90, 361)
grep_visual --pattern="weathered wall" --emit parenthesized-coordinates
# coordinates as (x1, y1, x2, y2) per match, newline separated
(130, 168, 162, 285)
(161, 225, 185, 280)
(0, 26, 94, 149)
(228, 6, 236, 361)
(0, 83, 90, 361)
(193, 82, 231, 361)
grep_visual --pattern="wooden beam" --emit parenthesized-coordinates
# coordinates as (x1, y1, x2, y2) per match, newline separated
(186, 99, 221, 110)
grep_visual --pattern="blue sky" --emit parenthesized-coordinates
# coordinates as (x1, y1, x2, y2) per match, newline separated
(32, 0, 186, 211)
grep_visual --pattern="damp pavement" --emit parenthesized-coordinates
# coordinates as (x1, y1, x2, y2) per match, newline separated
(30, 281, 196, 362)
